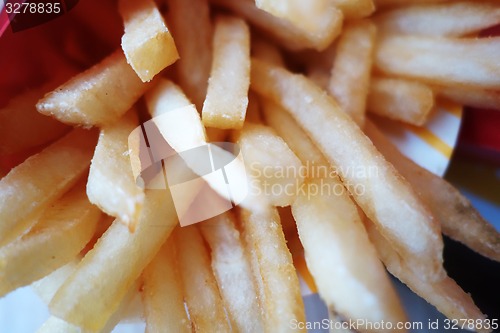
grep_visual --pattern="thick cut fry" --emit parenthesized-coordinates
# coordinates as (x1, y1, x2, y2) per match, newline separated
(238, 123, 304, 207)
(292, 177, 407, 330)
(142, 239, 191, 333)
(263, 100, 407, 327)
(364, 121, 500, 262)
(49, 190, 177, 332)
(364, 220, 488, 332)
(367, 77, 434, 126)
(328, 20, 376, 125)
(175, 226, 230, 332)
(255, 0, 345, 43)
(375, 35, 500, 89)
(167, 0, 213, 109)
(119, 0, 179, 82)
(374, 2, 500, 37)
(87, 111, 145, 230)
(0, 85, 69, 155)
(0, 129, 97, 247)
(239, 207, 306, 332)
(434, 86, 500, 111)
(199, 212, 264, 332)
(251, 59, 444, 281)
(37, 50, 150, 127)
(0, 182, 100, 296)
(202, 16, 250, 130)
(212, 0, 342, 51)
(331, 0, 375, 19)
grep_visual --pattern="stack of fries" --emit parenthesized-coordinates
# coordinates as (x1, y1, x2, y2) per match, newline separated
(1, 0, 499, 332)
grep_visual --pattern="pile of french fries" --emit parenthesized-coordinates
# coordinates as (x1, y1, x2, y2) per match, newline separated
(1, 0, 499, 332)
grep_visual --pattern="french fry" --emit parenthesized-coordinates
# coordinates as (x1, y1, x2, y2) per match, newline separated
(238, 123, 304, 207)
(292, 177, 408, 329)
(251, 59, 445, 282)
(37, 50, 150, 127)
(0, 182, 100, 297)
(239, 207, 306, 332)
(119, 0, 179, 82)
(175, 226, 230, 332)
(87, 110, 145, 231)
(374, 35, 500, 89)
(0, 129, 97, 247)
(0, 85, 69, 155)
(202, 16, 250, 130)
(364, 121, 500, 262)
(49, 190, 178, 332)
(328, 20, 376, 125)
(331, 0, 375, 19)
(199, 212, 264, 332)
(364, 219, 488, 331)
(212, 0, 342, 51)
(255, 0, 346, 43)
(263, 100, 407, 327)
(374, 2, 500, 37)
(167, 0, 213, 109)
(434, 85, 500, 111)
(142, 239, 191, 333)
(367, 77, 434, 126)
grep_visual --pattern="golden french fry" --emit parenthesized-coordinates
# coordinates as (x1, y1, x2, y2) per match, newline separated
(167, 0, 213, 109)
(434, 85, 500, 111)
(374, 2, 500, 37)
(292, 177, 407, 329)
(364, 121, 500, 262)
(375, 35, 500, 89)
(142, 239, 191, 333)
(202, 15, 251, 130)
(119, 0, 179, 82)
(49, 190, 178, 332)
(251, 59, 445, 282)
(364, 218, 488, 331)
(0, 129, 97, 247)
(175, 226, 230, 332)
(0, 182, 100, 297)
(87, 110, 145, 230)
(239, 123, 304, 207)
(199, 212, 264, 332)
(37, 50, 151, 127)
(239, 207, 306, 332)
(263, 100, 407, 327)
(212, 0, 342, 51)
(328, 20, 376, 125)
(0, 85, 69, 155)
(367, 77, 434, 126)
